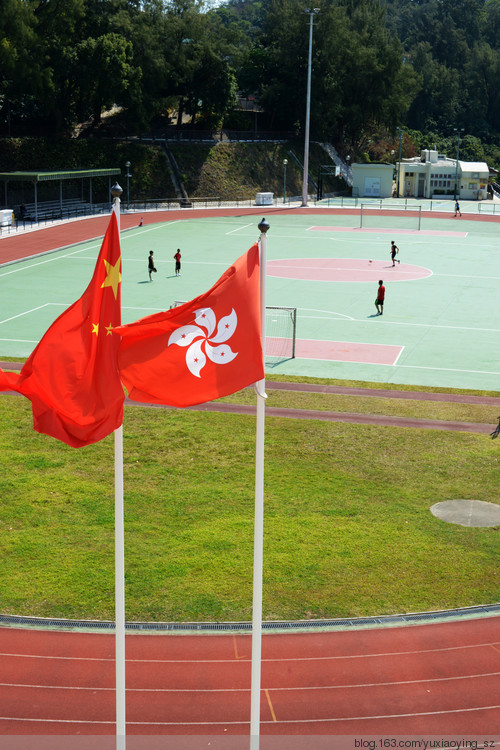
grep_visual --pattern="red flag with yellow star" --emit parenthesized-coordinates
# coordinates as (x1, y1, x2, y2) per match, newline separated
(1, 211, 124, 447)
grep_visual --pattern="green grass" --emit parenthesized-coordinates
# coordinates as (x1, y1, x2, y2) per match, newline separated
(1, 382, 499, 623)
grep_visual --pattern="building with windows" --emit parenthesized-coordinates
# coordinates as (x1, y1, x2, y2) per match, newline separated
(395, 150, 490, 200)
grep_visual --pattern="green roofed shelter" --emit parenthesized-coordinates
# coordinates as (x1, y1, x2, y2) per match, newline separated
(0, 168, 121, 220)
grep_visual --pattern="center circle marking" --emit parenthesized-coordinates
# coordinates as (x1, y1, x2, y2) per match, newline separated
(267, 258, 432, 283)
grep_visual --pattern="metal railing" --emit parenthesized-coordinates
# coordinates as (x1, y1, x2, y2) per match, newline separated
(2, 195, 500, 238)
(144, 129, 295, 144)
(0, 202, 111, 235)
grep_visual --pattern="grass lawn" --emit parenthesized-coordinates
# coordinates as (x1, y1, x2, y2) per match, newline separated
(0, 384, 499, 623)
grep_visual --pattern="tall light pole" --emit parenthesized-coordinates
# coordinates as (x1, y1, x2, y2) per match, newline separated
(454, 128, 464, 200)
(125, 161, 131, 210)
(302, 8, 320, 207)
(283, 158, 288, 204)
(396, 127, 403, 198)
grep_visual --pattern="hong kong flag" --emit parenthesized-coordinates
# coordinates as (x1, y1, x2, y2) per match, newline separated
(115, 243, 264, 407)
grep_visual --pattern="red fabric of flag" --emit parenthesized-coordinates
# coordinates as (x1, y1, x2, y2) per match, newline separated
(115, 243, 264, 407)
(0, 211, 124, 447)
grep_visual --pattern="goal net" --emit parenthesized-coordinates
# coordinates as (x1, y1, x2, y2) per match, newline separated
(360, 203, 422, 231)
(265, 306, 297, 364)
(170, 302, 297, 364)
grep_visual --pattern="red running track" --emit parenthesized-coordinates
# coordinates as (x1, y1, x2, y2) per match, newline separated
(0, 207, 315, 265)
(0, 617, 499, 738)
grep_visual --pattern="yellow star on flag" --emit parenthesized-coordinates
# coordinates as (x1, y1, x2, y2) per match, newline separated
(101, 257, 122, 299)
(92, 323, 99, 336)
(105, 323, 114, 336)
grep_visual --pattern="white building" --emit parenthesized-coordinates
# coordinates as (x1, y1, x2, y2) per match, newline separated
(351, 163, 394, 198)
(396, 149, 489, 200)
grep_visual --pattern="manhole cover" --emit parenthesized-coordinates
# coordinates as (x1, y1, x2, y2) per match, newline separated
(431, 499, 500, 527)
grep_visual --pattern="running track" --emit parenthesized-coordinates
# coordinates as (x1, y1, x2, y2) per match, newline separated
(1, 618, 499, 737)
(1, 210, 500, 740)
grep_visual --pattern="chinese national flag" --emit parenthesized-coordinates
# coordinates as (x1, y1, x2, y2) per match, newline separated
(0, 211, 124, 448)
(115, 243, 264, 407)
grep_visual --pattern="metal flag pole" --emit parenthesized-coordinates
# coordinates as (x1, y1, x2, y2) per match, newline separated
(111, 182, 126, 750)
(250, 218, 269, 750)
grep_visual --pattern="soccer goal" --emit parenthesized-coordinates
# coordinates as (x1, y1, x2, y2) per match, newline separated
(265, 306, 297, 363)
(170, 302, 297, 363)
(360, 203, 422, 231)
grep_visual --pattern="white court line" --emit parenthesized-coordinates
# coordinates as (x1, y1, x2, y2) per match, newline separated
(296, 356, 500, 377)
(299, 311, 500, 334)
(0, 245, 100, 278)
(226, 223, 252, 235)
(123, 259, 227, 266)
(124, 221, 181, 240)
(396, 363, 500, 376)
(298, 308, 355, 320)
(0, 338, 38, 344)
(0, 304, 51, 325)
(433, 271, 500, 280)
(393, 346, 405, 366)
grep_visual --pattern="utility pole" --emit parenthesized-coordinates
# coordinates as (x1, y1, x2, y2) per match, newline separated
(454, 128, 464, 200)
(396, 128, 403, 198)
(302, 8, 320, 207)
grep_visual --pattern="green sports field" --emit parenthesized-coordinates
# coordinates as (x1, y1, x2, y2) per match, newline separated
(1, 209, 499, 392)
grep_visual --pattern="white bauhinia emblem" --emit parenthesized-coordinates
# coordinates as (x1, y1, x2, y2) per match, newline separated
(168, 307, 238, 377)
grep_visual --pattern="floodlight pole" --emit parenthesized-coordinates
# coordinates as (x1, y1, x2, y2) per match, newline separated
(396, 127, 403, 198)
(302, 9, 319, 207)
(283, 159, 288, 204)
(125, 162, 131, 210)
(454, 128, 464, 200)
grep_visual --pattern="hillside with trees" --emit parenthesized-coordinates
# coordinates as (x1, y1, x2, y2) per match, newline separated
(2, 0, 500, 169)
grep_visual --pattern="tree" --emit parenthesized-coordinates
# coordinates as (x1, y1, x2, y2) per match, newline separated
(406, 42, 460, 132)
(255, 0, 418, 147)
(76, 33, 140, 124)
(0, 0, 44, 135)
(31, 0, 88, 133)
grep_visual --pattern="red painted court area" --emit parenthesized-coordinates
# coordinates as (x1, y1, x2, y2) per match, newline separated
(267, 258, 432, 283)
(0, 617, 499, 736)
(293, 338, 402, 365)
(266, 336, 402, 365)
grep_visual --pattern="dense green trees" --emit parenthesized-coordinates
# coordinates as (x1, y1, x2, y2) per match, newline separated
(2, 0, 500, 154)
(387, 0, 500, 140)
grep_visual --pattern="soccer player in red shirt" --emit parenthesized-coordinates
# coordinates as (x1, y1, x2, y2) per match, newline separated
(174, 249, 181, 276)
(375, 280, 385, 315)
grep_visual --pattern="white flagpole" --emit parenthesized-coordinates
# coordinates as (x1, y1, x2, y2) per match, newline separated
(250, 218, 269, 750)
(111, 183, 126, 750)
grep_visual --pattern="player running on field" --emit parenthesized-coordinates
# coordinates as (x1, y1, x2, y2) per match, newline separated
(390, 240, 400, 266)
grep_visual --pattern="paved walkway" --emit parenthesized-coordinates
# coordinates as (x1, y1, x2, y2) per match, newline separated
(2, 361, 496, 435)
